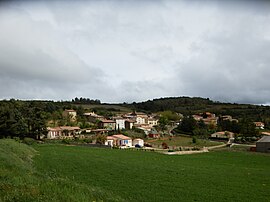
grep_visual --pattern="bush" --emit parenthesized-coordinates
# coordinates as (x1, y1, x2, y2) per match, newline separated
(192, 136, 197, 144)
(162, 142, 169, 149)
(23, 137, 36, 145)
(13, 137, 21, 142)
(62, 139, 71, 144)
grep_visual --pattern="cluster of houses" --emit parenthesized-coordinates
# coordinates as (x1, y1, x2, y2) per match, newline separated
(47, 110, 160, 140)
(84, 111, 159, 134)
(46, 109, 270, 152)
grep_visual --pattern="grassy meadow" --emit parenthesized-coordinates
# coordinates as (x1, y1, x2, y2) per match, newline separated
(147, 135, 223, 148)
(1, 139, 270, 201)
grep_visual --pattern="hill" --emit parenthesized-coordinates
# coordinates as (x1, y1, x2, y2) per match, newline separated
(127, 96, 270, 121)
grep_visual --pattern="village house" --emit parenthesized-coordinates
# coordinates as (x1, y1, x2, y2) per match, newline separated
(83, 112, 105, 123)
(47, 126, 81, 139)
(261, 132, 270, 136)
(125, 119, 135, 130)
(211, 131, 234, 139)
(63, 109, 77, 122)
(193, 112, 218, 126)
(256, 136, 270, 153)
(254, 122, 265, 129)
(113, 117, 126, 130)
(147, 118, 158, 127)
(148, 129, 160, 138)
(105, 134, 132, 147)
(98, 119, 116, 130)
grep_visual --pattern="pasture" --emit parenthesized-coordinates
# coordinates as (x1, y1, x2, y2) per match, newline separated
(1, 139, 270, 201)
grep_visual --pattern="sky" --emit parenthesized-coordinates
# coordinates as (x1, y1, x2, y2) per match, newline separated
(0, 0, 270, 104)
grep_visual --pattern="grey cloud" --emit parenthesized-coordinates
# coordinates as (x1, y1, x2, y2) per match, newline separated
(0, 6, 108, 100)
(172, 9, 270, 104)
(1, 1, 270, 104)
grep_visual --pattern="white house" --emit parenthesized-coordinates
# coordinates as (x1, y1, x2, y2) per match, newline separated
(136, 116, 146, 124)
(105, 136, 116, 146)
(113, 117, 126, 130)
(105, 134, 132, 147)
(132, 138, 144, 147)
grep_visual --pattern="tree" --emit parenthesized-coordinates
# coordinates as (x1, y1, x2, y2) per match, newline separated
(178, 116, 197, 134)
(160, 111, 180, 121)
(158, 116, 169, 132)
(239, 119, 259, 137)
(96, 134, 106, 144)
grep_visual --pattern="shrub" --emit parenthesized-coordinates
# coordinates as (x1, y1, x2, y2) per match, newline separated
(62, 139, 71, 144)
(192, 136, 197, 144)
(162, 142, 169, 149)
(22, 137, 36, 145)
(13, 137, 21, 142)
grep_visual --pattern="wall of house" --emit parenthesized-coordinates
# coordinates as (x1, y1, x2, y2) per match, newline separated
(256, 142, 270, 153)
(133, 139, 144, 146)
(136, 117, 146, 124)
(116, 119, 125, 129)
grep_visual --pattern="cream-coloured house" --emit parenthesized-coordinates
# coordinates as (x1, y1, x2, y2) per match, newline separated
(47, 126, 81, 139)
(104, 134, 132, 147)
(147, 118, 158, 127)
(63, 109, 77, 122)
(211, 131, 234, 139)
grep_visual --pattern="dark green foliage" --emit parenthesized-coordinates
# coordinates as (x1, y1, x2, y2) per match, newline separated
(217, 119, 240, 133)
(22, 137, 36, 145)
(72, 97, 101, 105)
(177, 116, 197, 134)
(0, 100, 47, 139)
(239, 119, 259, 137)
(192, 136, 197, 143)
(129, 97, 270, 121)
(158, 116, 169, 131)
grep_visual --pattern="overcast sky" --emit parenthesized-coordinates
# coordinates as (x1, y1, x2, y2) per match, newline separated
(1, 0, 270, 104)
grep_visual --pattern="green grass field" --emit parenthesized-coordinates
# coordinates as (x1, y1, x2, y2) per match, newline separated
(1, 139, 270, 201)
(147, 136, 223, 148)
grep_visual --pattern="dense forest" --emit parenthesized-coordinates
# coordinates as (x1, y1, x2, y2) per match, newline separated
(1, 96, 270, 139)
(128, 97, 270, 122)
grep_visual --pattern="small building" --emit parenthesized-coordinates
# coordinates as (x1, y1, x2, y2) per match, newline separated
(254, 122, 265, 130)
(105, 136, 116, 147)
(113, 117, 126, 130)
(47, 126, 81, 139)
(63, 109, 77, 122)
(105, 134, 132, 147)
(211, 131, 234, 139)
(148, 129, 160, 138)
(98, 119, 116, 130)
(261, 132, 270, 136)
(84, 112, 105, 123)
(125, 119, 135, 130)
(147, 118, 158, 127)
(256, 136, 270, 153)
(133, 138, 144, 147)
